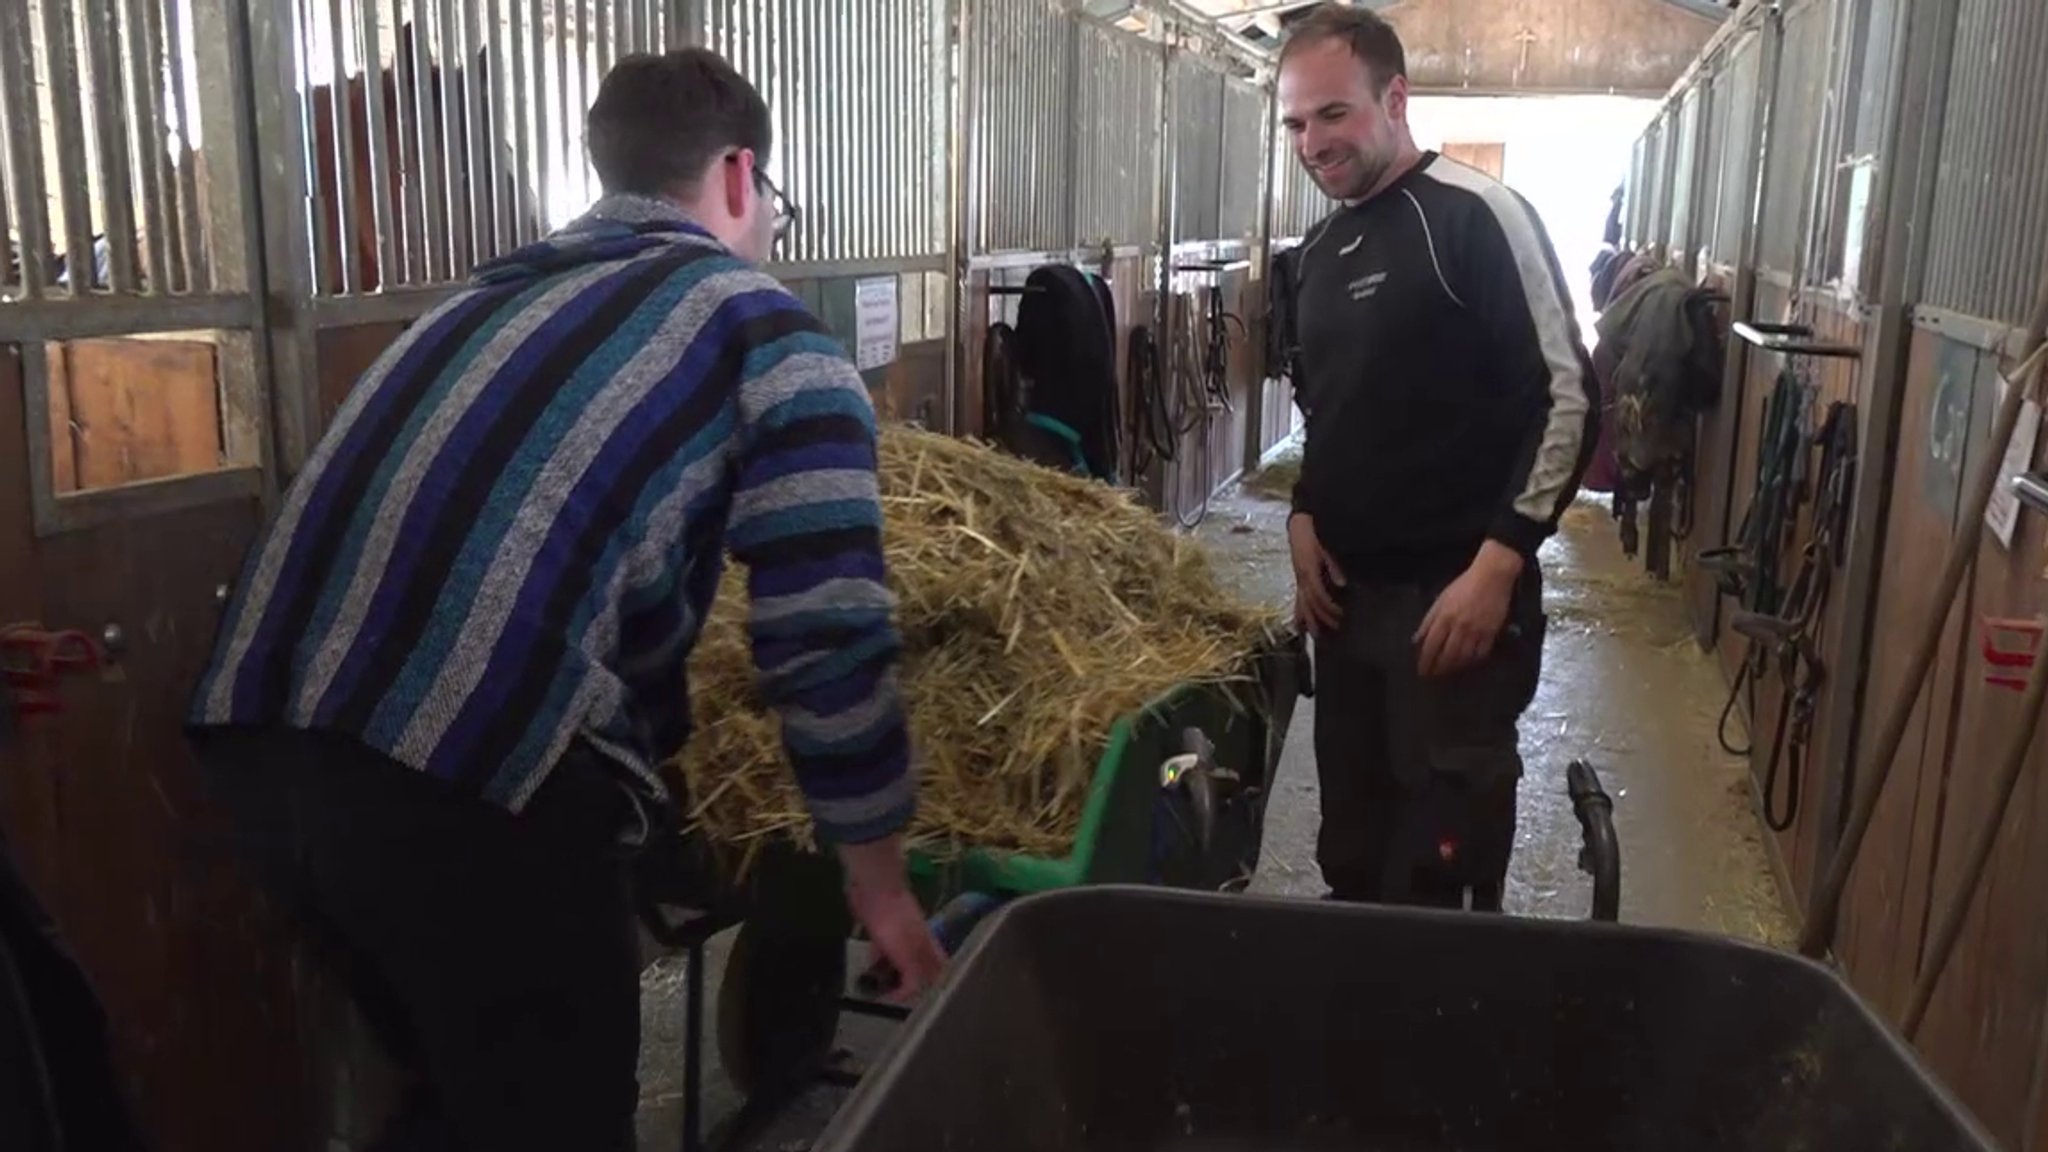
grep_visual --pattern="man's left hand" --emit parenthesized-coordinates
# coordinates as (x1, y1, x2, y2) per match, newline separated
(1413, 541, 1526, 678)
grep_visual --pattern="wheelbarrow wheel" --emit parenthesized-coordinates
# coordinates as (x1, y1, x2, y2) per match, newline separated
(714, 918, 847, 1099)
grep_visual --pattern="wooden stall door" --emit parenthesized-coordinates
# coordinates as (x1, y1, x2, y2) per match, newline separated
(1443, 140, 1508, 180)
(0, 345, 309, 1152)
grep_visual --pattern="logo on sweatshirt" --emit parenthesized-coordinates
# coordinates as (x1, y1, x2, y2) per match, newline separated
(1348, 271, 1388, 300)
(1338, 233, 1363, 256)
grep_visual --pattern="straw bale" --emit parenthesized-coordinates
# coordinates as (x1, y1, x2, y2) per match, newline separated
(667, 424, 1283, 867)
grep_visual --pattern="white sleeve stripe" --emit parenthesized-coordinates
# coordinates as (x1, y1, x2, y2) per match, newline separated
(1402, 189, 1468, 309)
(1424, 160, 1592, 524)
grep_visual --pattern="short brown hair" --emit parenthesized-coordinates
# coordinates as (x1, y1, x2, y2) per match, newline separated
(1279, 3, 1408, 93)
(586, 48, 772, 198)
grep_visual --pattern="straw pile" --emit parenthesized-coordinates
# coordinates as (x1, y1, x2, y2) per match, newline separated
(669, 423, 1283, 866)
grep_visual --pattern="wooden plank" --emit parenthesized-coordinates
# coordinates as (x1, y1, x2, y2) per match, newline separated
(29, 495, 309, 1152)
(61, 338, 223, 491)
(1833, 331, 1951, 1021)
(1908, 338, 2048, 1147)
(44, 340, 79, 494)
(313, 322, 409, 435)
(1442, 140, 1507, 181)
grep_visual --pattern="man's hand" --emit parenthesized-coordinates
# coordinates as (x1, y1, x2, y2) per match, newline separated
(1413, 540, 1525, 678)
(837, 836, 946, 999)
(1289, 513, 1346, 635)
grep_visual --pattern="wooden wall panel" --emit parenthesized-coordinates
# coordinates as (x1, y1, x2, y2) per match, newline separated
(1906, 335, 2048, 1148)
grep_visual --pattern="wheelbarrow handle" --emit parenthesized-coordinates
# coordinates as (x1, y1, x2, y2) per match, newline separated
(1567, 760, 1622, 923)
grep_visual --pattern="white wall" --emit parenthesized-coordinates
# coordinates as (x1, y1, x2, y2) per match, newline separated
(1408, 94, 1659, 323)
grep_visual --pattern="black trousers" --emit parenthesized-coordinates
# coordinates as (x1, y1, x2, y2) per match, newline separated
(1311, 569, 1546, 910)
(193, 726, 645, 1152)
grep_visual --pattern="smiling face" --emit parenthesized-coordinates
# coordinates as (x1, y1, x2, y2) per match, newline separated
(1278, 35, 1412, 203)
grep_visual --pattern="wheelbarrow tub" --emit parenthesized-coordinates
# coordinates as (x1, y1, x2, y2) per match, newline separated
(907, 628, 1307, 898)
(814, 887, 1997, 1152)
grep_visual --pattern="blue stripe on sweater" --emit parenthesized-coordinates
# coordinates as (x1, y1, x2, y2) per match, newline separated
(308, 267, 648, 726)
(292, 277, 561, 725)
(429, 291, 798, 775)
(363, 261, 720, 749)
(226, 288, 511, 719)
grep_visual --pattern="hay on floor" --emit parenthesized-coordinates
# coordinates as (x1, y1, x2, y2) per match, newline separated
(668, 424, 1283, 869)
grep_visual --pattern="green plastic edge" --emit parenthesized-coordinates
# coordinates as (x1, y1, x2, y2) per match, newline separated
(903, 678, 1206, 896)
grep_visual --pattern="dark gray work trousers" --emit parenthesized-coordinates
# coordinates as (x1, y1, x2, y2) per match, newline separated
(192, 726, 646, 1152)
(1310, 568, 1546, 910)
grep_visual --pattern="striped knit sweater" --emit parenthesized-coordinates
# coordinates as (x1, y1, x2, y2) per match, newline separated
(189, 195, 915, 845)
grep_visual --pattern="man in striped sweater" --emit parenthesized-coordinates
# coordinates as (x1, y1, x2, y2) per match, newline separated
(186, 49, 942, 1150)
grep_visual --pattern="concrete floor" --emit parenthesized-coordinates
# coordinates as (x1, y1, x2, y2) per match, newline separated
(629, 457, 1796, 1151)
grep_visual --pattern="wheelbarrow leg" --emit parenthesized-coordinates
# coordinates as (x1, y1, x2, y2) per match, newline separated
(682, 935, 705, 1152)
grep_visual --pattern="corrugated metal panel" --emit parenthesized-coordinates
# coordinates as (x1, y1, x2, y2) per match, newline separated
(1643, 115, 1669, 243)
(1849, 0, 1901, 156)
(1666, 86, 1702, 257)
(1170, 51, 1222, 243)
(1217, 75, 1265, 241)
(1925, 0, 2048, 325)
(704, 0, 946, 262)
(1073, 19, 1160, 248)
(1715, 30, 1762, 264)
(1758, 0, 1828, 273)
(972, 0, 1072, 253)
(1625, 134, 1648, 245)
(1697, 67, 1728, 262)
(1268, 140, 1331, 241)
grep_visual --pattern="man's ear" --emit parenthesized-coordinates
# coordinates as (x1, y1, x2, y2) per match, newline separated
(722, 150, 755, 221)
(1384, 75, 1410, 122)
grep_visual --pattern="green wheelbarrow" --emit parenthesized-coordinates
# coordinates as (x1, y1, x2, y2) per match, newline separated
(633, 628, 1314, 1152)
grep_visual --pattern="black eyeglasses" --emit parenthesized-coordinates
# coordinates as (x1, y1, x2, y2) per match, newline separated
(754, 170, 799, 244)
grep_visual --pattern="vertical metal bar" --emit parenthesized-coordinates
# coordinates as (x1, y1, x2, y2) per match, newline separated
(947, 0, 972, 431)
(593, 0, 610, 81)
(528, 0, 547, 237)
(393, 2, 424, 284)
(359, 0, 400, 285)
(162, 0, 206, 290)
(0, 116, 13, 295)
(125, 0, 172, 291)
(0, 0, 51, 297)
(505, 0, 531, 247)
(84, 0, 138, 293)
(325, 0, 360, 292)
(41, 0, 96, 294)
(466, 0, 494, 262)
(553, 0, 569, 221)
(409, 5, 447, 282)
(439, 0, 470, 275)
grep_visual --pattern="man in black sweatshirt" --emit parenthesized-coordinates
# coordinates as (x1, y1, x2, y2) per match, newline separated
(1276, 5, 1599, 910)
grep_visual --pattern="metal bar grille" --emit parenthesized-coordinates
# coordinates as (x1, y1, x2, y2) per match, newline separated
(1073, 19, 1161, 249)
(1925, 0, 2048, 325)
(1758, 0, 1827, 273)
(1697, 68, 1727, 262)
(1715, 32, 1761, 264)
(1218, 75, 1264, 241)
(0, 0, 226, 300)
(1171, 52, 1223, 243)
(1667, 88, 1702, 258)
(970, 0, 1072, 253)
(699, 0, 946, 262)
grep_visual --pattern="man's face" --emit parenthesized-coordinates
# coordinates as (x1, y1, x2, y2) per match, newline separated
(1278, 37, 1407, 202)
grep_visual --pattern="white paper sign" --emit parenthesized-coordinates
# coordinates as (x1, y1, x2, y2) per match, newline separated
(854, 277, 899, 372)
(1984, 373, 2041, 550)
